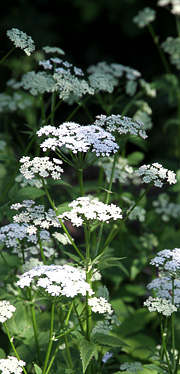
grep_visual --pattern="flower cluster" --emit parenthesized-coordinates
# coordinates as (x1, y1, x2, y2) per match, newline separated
(97, 156, 135, 185)
(147, 276, 180, 306)
(53, 67, 94, 101)
(0, 222, 50, 250)
(157, 0, 180, 15)
(37, 122, 119, 157)
(0, 92, 32, 113)
(88, 297, 113, 315)
(95, 114, 147, 139)
(15, 174, 44, 189)
(21, 71, 54, 95)
(0, 356, 26, 374)
(135, 163, 177, 187)
(17, 264, 94, 298)
(11, 200, 61, 232)
(42, 46, 65, 55)
(153, 193, 180, 221)
(0, 301, 16, 323)
(58, 196, 123, 227)
(161, 37, 180, 70)
(150, 248, 180, 277)
(6, 28, 35, 56)
(133, 7, 156, 28)
(87, 61, 141, 95)
(120, 361, 143, 374)
(19, 156, 64, 180)
(144, 296, 177, 316)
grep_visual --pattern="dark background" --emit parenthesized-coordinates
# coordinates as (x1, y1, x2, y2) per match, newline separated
(1, 0, 176, 77)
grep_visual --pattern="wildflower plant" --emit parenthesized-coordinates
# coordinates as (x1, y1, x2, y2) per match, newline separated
(0, 12, 179, 374)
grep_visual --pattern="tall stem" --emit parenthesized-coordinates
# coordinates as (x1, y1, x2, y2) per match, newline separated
(42, 180, 85, 262)
(171, 278, 176, 373)
(148, 23, 171, 74)
(29, 290, 42, 365)
(102, 184, 151, 252)
(4, 322, 28, 374)
(42, 302, 55, 374)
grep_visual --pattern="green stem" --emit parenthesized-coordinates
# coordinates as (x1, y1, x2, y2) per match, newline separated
(160, 317, 172, 374)
(0, 46, 16, 64)
(148, 23, 171, 74)
(37, 231, 47, 265)
(171, 278, 176, 373)
(42, 302, 55, 374)
(0, 135, 36, 204)
(101, 184, 151, 253)
(42, 180, 85, 262)
(95, 152, 118, 257)
(4, 322, 28, 374)
(29, 291, 42, 365)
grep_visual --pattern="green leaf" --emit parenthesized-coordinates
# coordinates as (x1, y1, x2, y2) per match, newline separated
(57, 203, 71, 215)
(127, 151, 144, 166)
(79, 339, 97, 373)
(92, 333, 129, 347)
(0, 349, 6, 359)
(143, 364, 166, 373)
(98, 256, 127, 271)
(33, 363, 42, 374)
(15, 187, 46, 200)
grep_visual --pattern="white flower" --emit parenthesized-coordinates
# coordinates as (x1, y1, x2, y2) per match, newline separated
(0, 301, 16, 323)
(102, 351, 113, 363)
(0, 356, 26, 374)
(120, 361, 143, 373)
(37, 122, 119, 157)
(17, 264, 94, 298)
(147, 276, 180, 306)
(6, 28, 35, 56)
(144, 296, 177, 316)
(58, 196, 123, 227)
(150, 248, 180, 276)
(21, 71, 54, 95)
(19, 156, 64, 180)
(136, 163, 177, 187)
(42, 46, 65, 55)
(11, 200, 61, 230)
(88, 297, 113, 315)
(133, 7, 156, 28)
(97, 156, 135, 185)
(95, 114, 147, 139)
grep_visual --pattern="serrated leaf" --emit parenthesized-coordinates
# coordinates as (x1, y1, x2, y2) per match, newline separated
(92, 333, 129, 347)
(63, 251, 82, 263)
(79, 339, 96, 373)
(97, 256, 126, 270)
(33, 363, 42, 374)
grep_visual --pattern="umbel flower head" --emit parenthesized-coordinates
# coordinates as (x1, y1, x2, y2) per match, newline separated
(19, 156, 64, 180)
(135, 162, 177, 187)
(150, 248, 180, 277)
(0, 300, 16, 323)
(133, 7, 156, 28)
(94, 114, 147, 139)
(147, 275, 180, 306)
(0, 356, 26, 374)
(17, 264, 94, 298)
(88, 297, 113, 315)
(144, 296, 177, 316)
(37, 122, 119, 157)
(6, 28, 35, 56)
(58, 196, 123, 227)
(11, 200, 61, 232)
